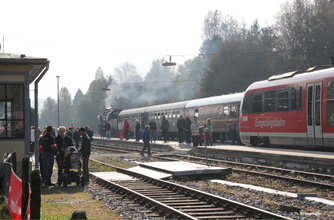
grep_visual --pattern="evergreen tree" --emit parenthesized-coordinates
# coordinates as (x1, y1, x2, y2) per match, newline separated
(73, 89, 83, 106)
(75, 67, 108, 131)
(40, 97, 57, 128)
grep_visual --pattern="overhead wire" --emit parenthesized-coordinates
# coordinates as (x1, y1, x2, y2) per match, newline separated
(109, 79, 202, 86)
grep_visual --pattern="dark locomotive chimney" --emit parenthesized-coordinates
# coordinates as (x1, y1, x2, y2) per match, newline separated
(331, 57, 334, 66)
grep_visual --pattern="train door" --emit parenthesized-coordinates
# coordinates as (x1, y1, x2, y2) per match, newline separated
(141, 113, 148, 129)
(306, 82, 324, 146)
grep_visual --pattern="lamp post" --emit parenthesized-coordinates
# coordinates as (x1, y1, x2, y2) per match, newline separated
(162, 55, 176, 66)
(56, 76, 60, 128)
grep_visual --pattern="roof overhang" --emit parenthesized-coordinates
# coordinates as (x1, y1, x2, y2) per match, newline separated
(0, 53, 49, 84)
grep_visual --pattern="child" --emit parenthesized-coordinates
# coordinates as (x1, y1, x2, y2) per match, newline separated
(204, 127, 211, 147)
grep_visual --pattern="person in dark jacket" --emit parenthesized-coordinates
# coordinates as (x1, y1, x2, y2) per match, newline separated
(55, 126, 73, 186)
(105, 122, 111, 139)
(135, 120, 140, 141)
(39, 128, 47, 183)
(160, 115, 169, 142)
(40, 125, 57, 186)
(79, 127, 91, 185)
(184, 116, 192, 143)
(86, 126, 94, 142)
(51, 127, 56, 138)
(140, 125, 151, 159)
(148, 119, 157, 143)
(177, 115, 185, 143)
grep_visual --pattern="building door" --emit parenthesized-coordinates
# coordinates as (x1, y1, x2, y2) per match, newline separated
(306, 82, 324, 146)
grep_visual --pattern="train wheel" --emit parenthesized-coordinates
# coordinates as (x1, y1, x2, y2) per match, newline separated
(212, 135, 216, 143)
(264, 137, 271, 147)
(220, 133, 225, 143)
(250, 136, 259, 146)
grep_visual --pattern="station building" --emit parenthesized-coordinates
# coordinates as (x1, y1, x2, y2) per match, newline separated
(0, 53, 49, 171)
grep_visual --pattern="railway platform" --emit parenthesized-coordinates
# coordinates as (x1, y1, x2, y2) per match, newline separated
(189, 144, 334, 175)
(92, 160, 231, 181)
(94, 137, 334, 175)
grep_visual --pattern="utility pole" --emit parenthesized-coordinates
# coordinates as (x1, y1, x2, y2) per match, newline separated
(57, 76, 60, 129)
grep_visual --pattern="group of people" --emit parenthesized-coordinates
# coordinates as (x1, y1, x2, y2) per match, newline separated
(98, 121, 112, 139)
(177, 116, 213, 148)
(36, 125, 92, 186)
(138, 115, 214, 159)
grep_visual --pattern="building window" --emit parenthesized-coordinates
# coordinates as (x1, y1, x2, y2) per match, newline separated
(327, 81, 334, 127)
(0, 84, 25, 139)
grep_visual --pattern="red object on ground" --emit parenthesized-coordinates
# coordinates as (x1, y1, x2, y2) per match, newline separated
(7, 169, 31, 220)
(8, 169, 22, 219)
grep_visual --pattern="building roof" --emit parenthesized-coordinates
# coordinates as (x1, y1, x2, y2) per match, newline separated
(0, 53, 49, 83)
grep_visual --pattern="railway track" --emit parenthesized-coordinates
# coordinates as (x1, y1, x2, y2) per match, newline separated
(91, 142, 334, 190)
(90, 158, 288, 219)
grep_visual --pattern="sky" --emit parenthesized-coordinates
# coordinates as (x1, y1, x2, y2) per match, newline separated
(0, 0, 289, 103)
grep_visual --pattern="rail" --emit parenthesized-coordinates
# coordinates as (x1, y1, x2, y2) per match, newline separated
(157, 154, 334, 190)
(90, 158, 289, 219)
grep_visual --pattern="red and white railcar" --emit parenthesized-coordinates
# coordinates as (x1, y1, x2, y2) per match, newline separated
(239, 66, 334, 148)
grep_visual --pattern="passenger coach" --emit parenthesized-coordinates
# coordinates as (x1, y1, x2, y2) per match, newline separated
(240, 66, 334, 148)
(185, 93, 243, 142)
(110, 93, 244, 141)
(118, 101, 188, 139)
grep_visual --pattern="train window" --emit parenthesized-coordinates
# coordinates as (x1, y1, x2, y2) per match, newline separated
(223, 106, 229, 117)
(298, 86, 303, 109)
(252, 93, 263, 113)
(290, 86, 303, 110)
(264, 90, 276, 112)
(327, 81, 334, 126)
(229, 105, 237, 118)
(230, 106, 237, 117)
(277, 90, 289, 111)
(315, 85, 321, 126)
(291, 87, 297, 110)
(195, 109, 199, 118)
(308, 86, 313, 126)
(241, 93, 252, 114)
